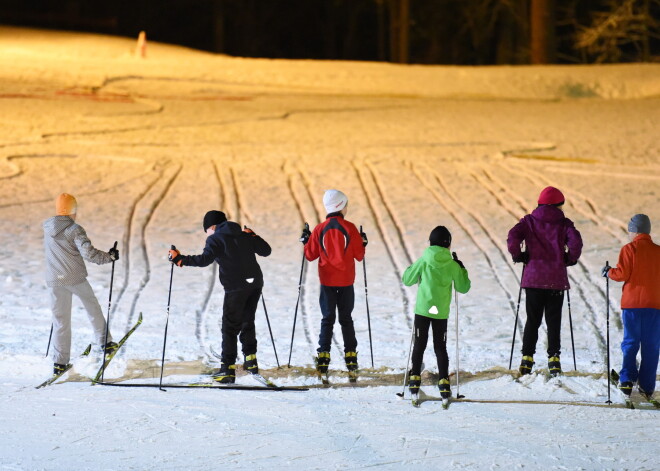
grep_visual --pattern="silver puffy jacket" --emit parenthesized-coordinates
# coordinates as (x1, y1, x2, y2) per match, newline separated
(43, 216, 112, 287)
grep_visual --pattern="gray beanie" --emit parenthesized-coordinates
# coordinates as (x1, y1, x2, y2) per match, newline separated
(628, 214, 651, 234)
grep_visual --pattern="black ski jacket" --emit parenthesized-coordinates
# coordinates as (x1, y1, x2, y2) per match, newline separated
(180, 221, 271, 292)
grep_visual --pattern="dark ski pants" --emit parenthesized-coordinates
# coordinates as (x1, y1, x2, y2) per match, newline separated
(317, 285, 357, 353)
(620, 308, 660, 394)
(410, 315, 448, 379)
(220, 286, 261, 365)
(522, 288, 564, 358)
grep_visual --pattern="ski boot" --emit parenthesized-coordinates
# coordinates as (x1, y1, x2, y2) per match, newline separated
(548, 355, 562, 377)
(243, 354, 258, 375)
(519, 355, 534, 376)
(345, 351, 358, 383)
(438, 377, 451, 409)
(53, 363, 68, 375)
(315, 352, 331, 384)
(316, 352, 330, 374)
(638, 386, 660, 408)
(102, 342, 119, 355)
(618, 381, 633, 397)
(212, 363, 236, 384)
(409, 373, 421, 407)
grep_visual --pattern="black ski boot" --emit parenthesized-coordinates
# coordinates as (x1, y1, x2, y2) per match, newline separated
(409, 374, 421, 395)
(438, 377, 451, 400)
(53, 363, 68, 375)
(344, 351, 358, 371)
(212, 363, 236, 384)
(316, 351, 330, 374)
(548, 355, 562, 377)
(619, 381, 633, 396)
(243, 354, 258, 375)
(519, 355, 534, 375)
(102, 342, 118, 355)
(638, 386, 655, 400)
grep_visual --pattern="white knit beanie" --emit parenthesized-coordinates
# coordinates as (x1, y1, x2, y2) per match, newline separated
(323, 190, 348, 214)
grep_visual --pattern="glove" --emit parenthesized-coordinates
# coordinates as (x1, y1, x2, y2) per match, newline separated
(512, 251, 529, 264)
(452, 251, 465, 270)
(168, 248, 183, 267)
(601, 263, 611, 278)
(564, 252, 577, 267)
(108, 246, 119, 261)
(300, 226, 311, 245)
(243, 225, 256, 236)
(360, 230, 368, 247)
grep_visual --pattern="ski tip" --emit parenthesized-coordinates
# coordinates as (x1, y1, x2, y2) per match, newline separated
(137, 312, 144, 323)
(82, 344, 92, 355)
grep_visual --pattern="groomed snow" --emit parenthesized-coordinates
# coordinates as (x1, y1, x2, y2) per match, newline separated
(0, 27, 659, 470)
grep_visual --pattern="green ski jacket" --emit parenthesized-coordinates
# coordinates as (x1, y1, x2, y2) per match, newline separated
(402, 246, 471, 319)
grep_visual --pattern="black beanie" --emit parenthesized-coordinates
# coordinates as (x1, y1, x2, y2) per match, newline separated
(429, 226, 451, 248)
(203, 210, 227, 232)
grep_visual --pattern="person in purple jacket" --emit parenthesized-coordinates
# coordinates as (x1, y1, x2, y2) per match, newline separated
(507, 186, 583, 376)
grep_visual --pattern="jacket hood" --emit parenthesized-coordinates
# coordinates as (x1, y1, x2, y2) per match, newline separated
(43, 216, 74, 238)
(215, 220, 242, 236)
(422, 245, 454, 266)
(531, 205, 565, 223)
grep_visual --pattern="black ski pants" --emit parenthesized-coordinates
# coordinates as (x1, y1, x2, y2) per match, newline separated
(220, 285, 261, 365)
(317, 285, 357, 353)
(410, 315, 449, 379)
(521, 288, 564, 358)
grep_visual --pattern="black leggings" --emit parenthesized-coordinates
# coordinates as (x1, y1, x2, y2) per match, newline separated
(522, 288, 564, 357)
(410, 315, 448, 378)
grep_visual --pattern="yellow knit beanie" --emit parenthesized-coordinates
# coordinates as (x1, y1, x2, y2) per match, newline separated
(56, 193, 77, 216)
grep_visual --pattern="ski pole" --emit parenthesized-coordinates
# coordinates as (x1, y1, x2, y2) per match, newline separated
(508, 264, 525, 370)
(287, 223, 308, 368)
(567, 289, 577, 371)
(605, 260, 612, 405)
(396, 321, 415, 398)
(100, 241, 118, 383)
(455, 290, 464, 399)
(44, 324, 53, 358)
(261, 294, 280, 368)
(159, 245, 176, 391)
(360, 225, 374, 368)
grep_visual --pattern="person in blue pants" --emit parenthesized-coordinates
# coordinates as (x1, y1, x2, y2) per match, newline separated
(603, 214, 660, 398)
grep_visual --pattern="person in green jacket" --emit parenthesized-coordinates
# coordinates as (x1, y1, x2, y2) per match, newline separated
(402, 226, 471, 399)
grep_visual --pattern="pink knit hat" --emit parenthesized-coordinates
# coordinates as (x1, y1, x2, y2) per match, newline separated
(538, 187, 564, 206)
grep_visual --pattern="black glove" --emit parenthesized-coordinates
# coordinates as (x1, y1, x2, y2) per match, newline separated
(512, 251, 529, 264)
(168, 248, 183, 267)
(300, 224, 311, 245)
(109, 246, 119, 261)
(452, 251, 465, 269)
(564, 252, 577, 267)
(601, 263, 611, 278)
(360, 229, 368, 247)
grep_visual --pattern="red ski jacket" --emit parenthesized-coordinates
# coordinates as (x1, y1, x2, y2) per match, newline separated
(304, 214, 365, 287)
(608, 234, 660, 310)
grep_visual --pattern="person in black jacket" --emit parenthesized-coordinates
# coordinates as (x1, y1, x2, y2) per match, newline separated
(169, 210, 271, 383)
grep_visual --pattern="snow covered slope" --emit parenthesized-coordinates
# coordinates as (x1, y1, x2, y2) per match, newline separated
(0, 27, 658, 470)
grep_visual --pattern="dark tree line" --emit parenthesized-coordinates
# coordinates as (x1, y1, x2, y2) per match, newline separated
(1, 0, 658, 64)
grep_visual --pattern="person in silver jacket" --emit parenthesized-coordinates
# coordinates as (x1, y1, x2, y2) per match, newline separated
(43, 193, 119, 374)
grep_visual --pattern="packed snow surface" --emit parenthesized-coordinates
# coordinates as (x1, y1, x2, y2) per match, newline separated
(0, 27, 659, 470)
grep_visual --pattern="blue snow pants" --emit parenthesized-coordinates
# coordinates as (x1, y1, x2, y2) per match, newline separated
(620, 308, 660, 394)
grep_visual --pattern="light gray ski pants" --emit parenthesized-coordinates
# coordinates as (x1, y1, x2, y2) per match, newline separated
(49, 280, 113, 364)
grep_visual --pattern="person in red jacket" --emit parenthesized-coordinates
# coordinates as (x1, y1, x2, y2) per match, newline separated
(301, 190, 367, 377)
(603, 214, 660, 399)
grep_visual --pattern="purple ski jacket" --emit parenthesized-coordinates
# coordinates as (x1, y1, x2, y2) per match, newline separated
(507, 205, 583, 290)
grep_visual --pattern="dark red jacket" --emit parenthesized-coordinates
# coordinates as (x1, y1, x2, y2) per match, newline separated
(304, 214, 365, 287)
